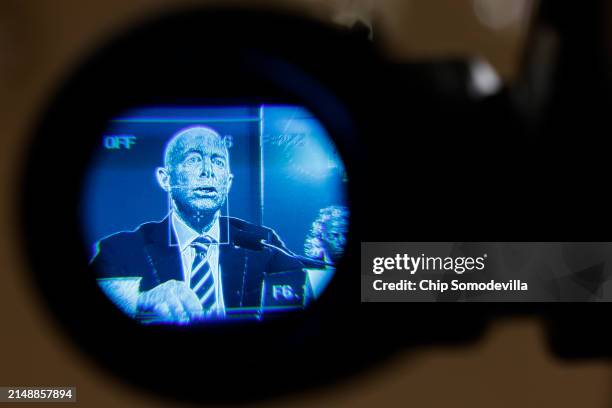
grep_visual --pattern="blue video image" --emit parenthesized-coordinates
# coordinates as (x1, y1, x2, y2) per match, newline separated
(82, 105, 349, 324)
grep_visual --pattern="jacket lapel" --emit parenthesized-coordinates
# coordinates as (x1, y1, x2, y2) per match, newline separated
(141, 216, 183, 290)
(219, 217, 248, 307)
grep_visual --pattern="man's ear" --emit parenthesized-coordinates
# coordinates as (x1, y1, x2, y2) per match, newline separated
(156, 167, 171, 192)
(227, 173, 234, 193)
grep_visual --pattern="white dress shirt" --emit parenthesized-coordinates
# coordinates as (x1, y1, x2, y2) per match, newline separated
(171, 211, 225, 318)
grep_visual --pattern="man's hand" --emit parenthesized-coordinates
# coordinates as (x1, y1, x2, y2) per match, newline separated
(136, 280, 203, 323)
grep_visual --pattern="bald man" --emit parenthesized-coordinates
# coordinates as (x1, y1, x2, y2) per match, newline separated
(92, 126, 304, 323)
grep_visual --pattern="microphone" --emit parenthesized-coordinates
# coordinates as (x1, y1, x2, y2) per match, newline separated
(232, 229, 334, 268)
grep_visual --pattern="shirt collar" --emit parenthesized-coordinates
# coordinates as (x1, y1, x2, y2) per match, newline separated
(172, 211, 220, 252)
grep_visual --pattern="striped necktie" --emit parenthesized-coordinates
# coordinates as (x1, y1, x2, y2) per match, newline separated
(190, 236, 216, 311)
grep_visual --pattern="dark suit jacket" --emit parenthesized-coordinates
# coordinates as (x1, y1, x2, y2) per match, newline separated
(91, 216, 304, 308)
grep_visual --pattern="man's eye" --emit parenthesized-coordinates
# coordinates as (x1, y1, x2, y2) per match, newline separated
(213, 158, 225, 167)
(185, 155, 201, 164)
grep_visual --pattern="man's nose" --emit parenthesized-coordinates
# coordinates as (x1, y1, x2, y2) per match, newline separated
(199, 157, 215, 178)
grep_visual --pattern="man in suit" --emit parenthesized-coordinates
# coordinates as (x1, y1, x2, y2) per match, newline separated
(92, 126, 305, 323)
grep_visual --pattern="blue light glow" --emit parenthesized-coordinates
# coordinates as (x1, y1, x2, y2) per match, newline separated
(83, 104, 348, 325)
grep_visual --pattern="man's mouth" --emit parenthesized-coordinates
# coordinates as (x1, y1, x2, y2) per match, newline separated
(193, 186, 218, 197)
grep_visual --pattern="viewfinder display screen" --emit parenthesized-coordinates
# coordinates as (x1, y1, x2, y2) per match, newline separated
(82, 105, 349, 324)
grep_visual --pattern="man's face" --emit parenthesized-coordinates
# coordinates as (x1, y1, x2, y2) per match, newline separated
(322, 218, 348, 260)
(165, 130, 232, 215)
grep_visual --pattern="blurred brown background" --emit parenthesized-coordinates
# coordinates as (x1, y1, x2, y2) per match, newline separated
(0, 1, 611, 406)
